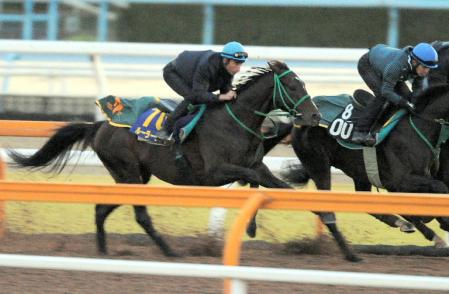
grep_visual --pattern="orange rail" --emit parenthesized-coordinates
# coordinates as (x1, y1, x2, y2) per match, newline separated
(0, 120, 67, 137)
(2, 120, 449, 292)
(223, 193, 271, 294)
(0, 158, 5, 237)
(0, 120, 68, 236)
(0, 181, 449, 216)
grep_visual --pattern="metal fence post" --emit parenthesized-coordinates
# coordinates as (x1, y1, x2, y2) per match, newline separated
(387, 7, 399, 47)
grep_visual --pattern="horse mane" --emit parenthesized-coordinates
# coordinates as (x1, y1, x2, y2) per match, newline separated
(234, 67, 272, 94)
(414, 84, 449, 111)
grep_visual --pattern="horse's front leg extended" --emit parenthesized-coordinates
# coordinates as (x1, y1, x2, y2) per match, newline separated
(253, 163, 291, 188)
(206, 163, 262, 186)
(246, 183, 259, 238)
(246, 165, 292, 238)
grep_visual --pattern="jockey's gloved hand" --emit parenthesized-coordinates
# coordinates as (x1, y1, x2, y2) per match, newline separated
(398, 99, 416, 114)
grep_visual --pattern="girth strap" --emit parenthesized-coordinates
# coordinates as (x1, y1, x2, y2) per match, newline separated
(363, 146, 385, 189)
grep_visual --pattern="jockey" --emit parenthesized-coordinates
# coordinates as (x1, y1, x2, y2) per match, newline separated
(158, 41, 248, 142)
(350, 42, 438, 146)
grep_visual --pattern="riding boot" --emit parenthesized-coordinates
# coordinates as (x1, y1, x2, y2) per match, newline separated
(350, 130, 371, 145)
(350, 99, 388, 146)
(158, 100, 190, 143)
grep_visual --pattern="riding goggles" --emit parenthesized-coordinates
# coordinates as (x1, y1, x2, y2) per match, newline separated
(232, 52, 248, 59)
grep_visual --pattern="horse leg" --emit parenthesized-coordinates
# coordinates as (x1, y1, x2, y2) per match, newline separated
(402, 216, 447, 248)
(437, 217, 449, 232)
(246, 166, 293, 238)
(353, 180, 415, 233)
(96, 153, 176, 256)
(246, 182, 259, 238)
(253, 163, 294, 189)
(316, 212, 361, 262)
(390, 176, 447, 246)
(95, 204, 120, 254)
(395, 175, 449, 194)
(370, 214, 415, 233)
(436, 217, 449, 247)
(287, 158, 360, 262)
(246, 212, 258, 238)
(133, 206, 179, 257)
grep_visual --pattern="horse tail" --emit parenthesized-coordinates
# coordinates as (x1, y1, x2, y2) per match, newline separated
(280, 161, 310, 186)
(8, 121, 104, 173)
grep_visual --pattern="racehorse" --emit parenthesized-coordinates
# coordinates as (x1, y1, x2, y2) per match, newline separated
(258, 119, 415, 234)
(282, 84, 449, 247)
(9, 60, 356, 260)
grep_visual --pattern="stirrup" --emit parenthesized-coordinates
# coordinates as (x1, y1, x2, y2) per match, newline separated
(363, 134, 376, 147)
(350, 131, 369, 145)
(137, 135, 174, 146)
(158, 132, 175, 145)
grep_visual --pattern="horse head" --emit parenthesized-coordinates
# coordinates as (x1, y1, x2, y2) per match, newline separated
(268, 60, 321, 126)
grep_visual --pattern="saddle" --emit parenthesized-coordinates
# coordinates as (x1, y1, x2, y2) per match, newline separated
(96, 95, 206, 145)
(313, 89, 407, 149)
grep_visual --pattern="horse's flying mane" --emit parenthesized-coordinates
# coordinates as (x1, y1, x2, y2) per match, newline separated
(234, 66, 272, 93)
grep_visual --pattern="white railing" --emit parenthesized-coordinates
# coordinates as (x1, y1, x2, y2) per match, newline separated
(0, 40, 366, 97)
(1, 254, 449, 293)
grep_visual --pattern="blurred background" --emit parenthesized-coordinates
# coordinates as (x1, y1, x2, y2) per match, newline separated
(2, 0, 449, 46)
(1, 0, 449, 121)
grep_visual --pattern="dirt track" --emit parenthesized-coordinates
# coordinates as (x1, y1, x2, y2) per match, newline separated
(0, 233, 448, 293)
(0, 117, 442, 293)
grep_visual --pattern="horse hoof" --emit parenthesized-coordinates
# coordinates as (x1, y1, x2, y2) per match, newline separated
(434, 241, 448, 249)
(97, 248, 108, 255)
(165, 251, 181, 258)
(433, 236, 447, 248)
(246, 227, 256, 238)
(346, 255, 362, 262)
(399, 223, 416, 233)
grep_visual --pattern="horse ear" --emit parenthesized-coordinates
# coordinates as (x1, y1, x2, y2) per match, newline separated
(267, 60, 287, 73)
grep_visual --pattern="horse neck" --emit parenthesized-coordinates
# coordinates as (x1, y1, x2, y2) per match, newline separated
(231, 73, 274, 128)
(420, 92, 449, 120)
(412, 92, 449, 141)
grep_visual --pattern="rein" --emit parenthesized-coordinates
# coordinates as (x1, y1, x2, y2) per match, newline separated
(225, 69, 310, 141)
(408, 114, 449, 172)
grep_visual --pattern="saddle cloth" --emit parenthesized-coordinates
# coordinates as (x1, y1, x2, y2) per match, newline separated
(313, 93, 407, 149)
(96, 95, 206, 145)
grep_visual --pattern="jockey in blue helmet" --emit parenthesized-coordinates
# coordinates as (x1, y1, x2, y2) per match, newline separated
(411, 43, 439, 69)
(350, 42, 438, 146)
(158, 41, 248, 144)
(221, 41, 248, 62)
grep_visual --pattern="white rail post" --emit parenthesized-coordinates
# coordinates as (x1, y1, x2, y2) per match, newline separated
(230, 279, 247, 294)
(91, 53, 108, 120)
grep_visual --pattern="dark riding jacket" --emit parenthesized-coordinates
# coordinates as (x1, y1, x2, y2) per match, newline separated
(165, 50, 233, 104)
(368, 44, 423, 104)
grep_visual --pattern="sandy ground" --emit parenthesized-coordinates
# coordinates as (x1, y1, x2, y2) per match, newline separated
(0, 233, 448, 294)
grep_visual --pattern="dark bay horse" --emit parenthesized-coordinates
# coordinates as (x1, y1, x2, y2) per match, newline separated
(10, 60, 358, 259)
(260, 120, 415, 234)
(283, 85, 449, 247)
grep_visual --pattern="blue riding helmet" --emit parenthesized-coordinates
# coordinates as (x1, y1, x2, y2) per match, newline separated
(221, 41, 248, 62)
(410, 43, 438, 68)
